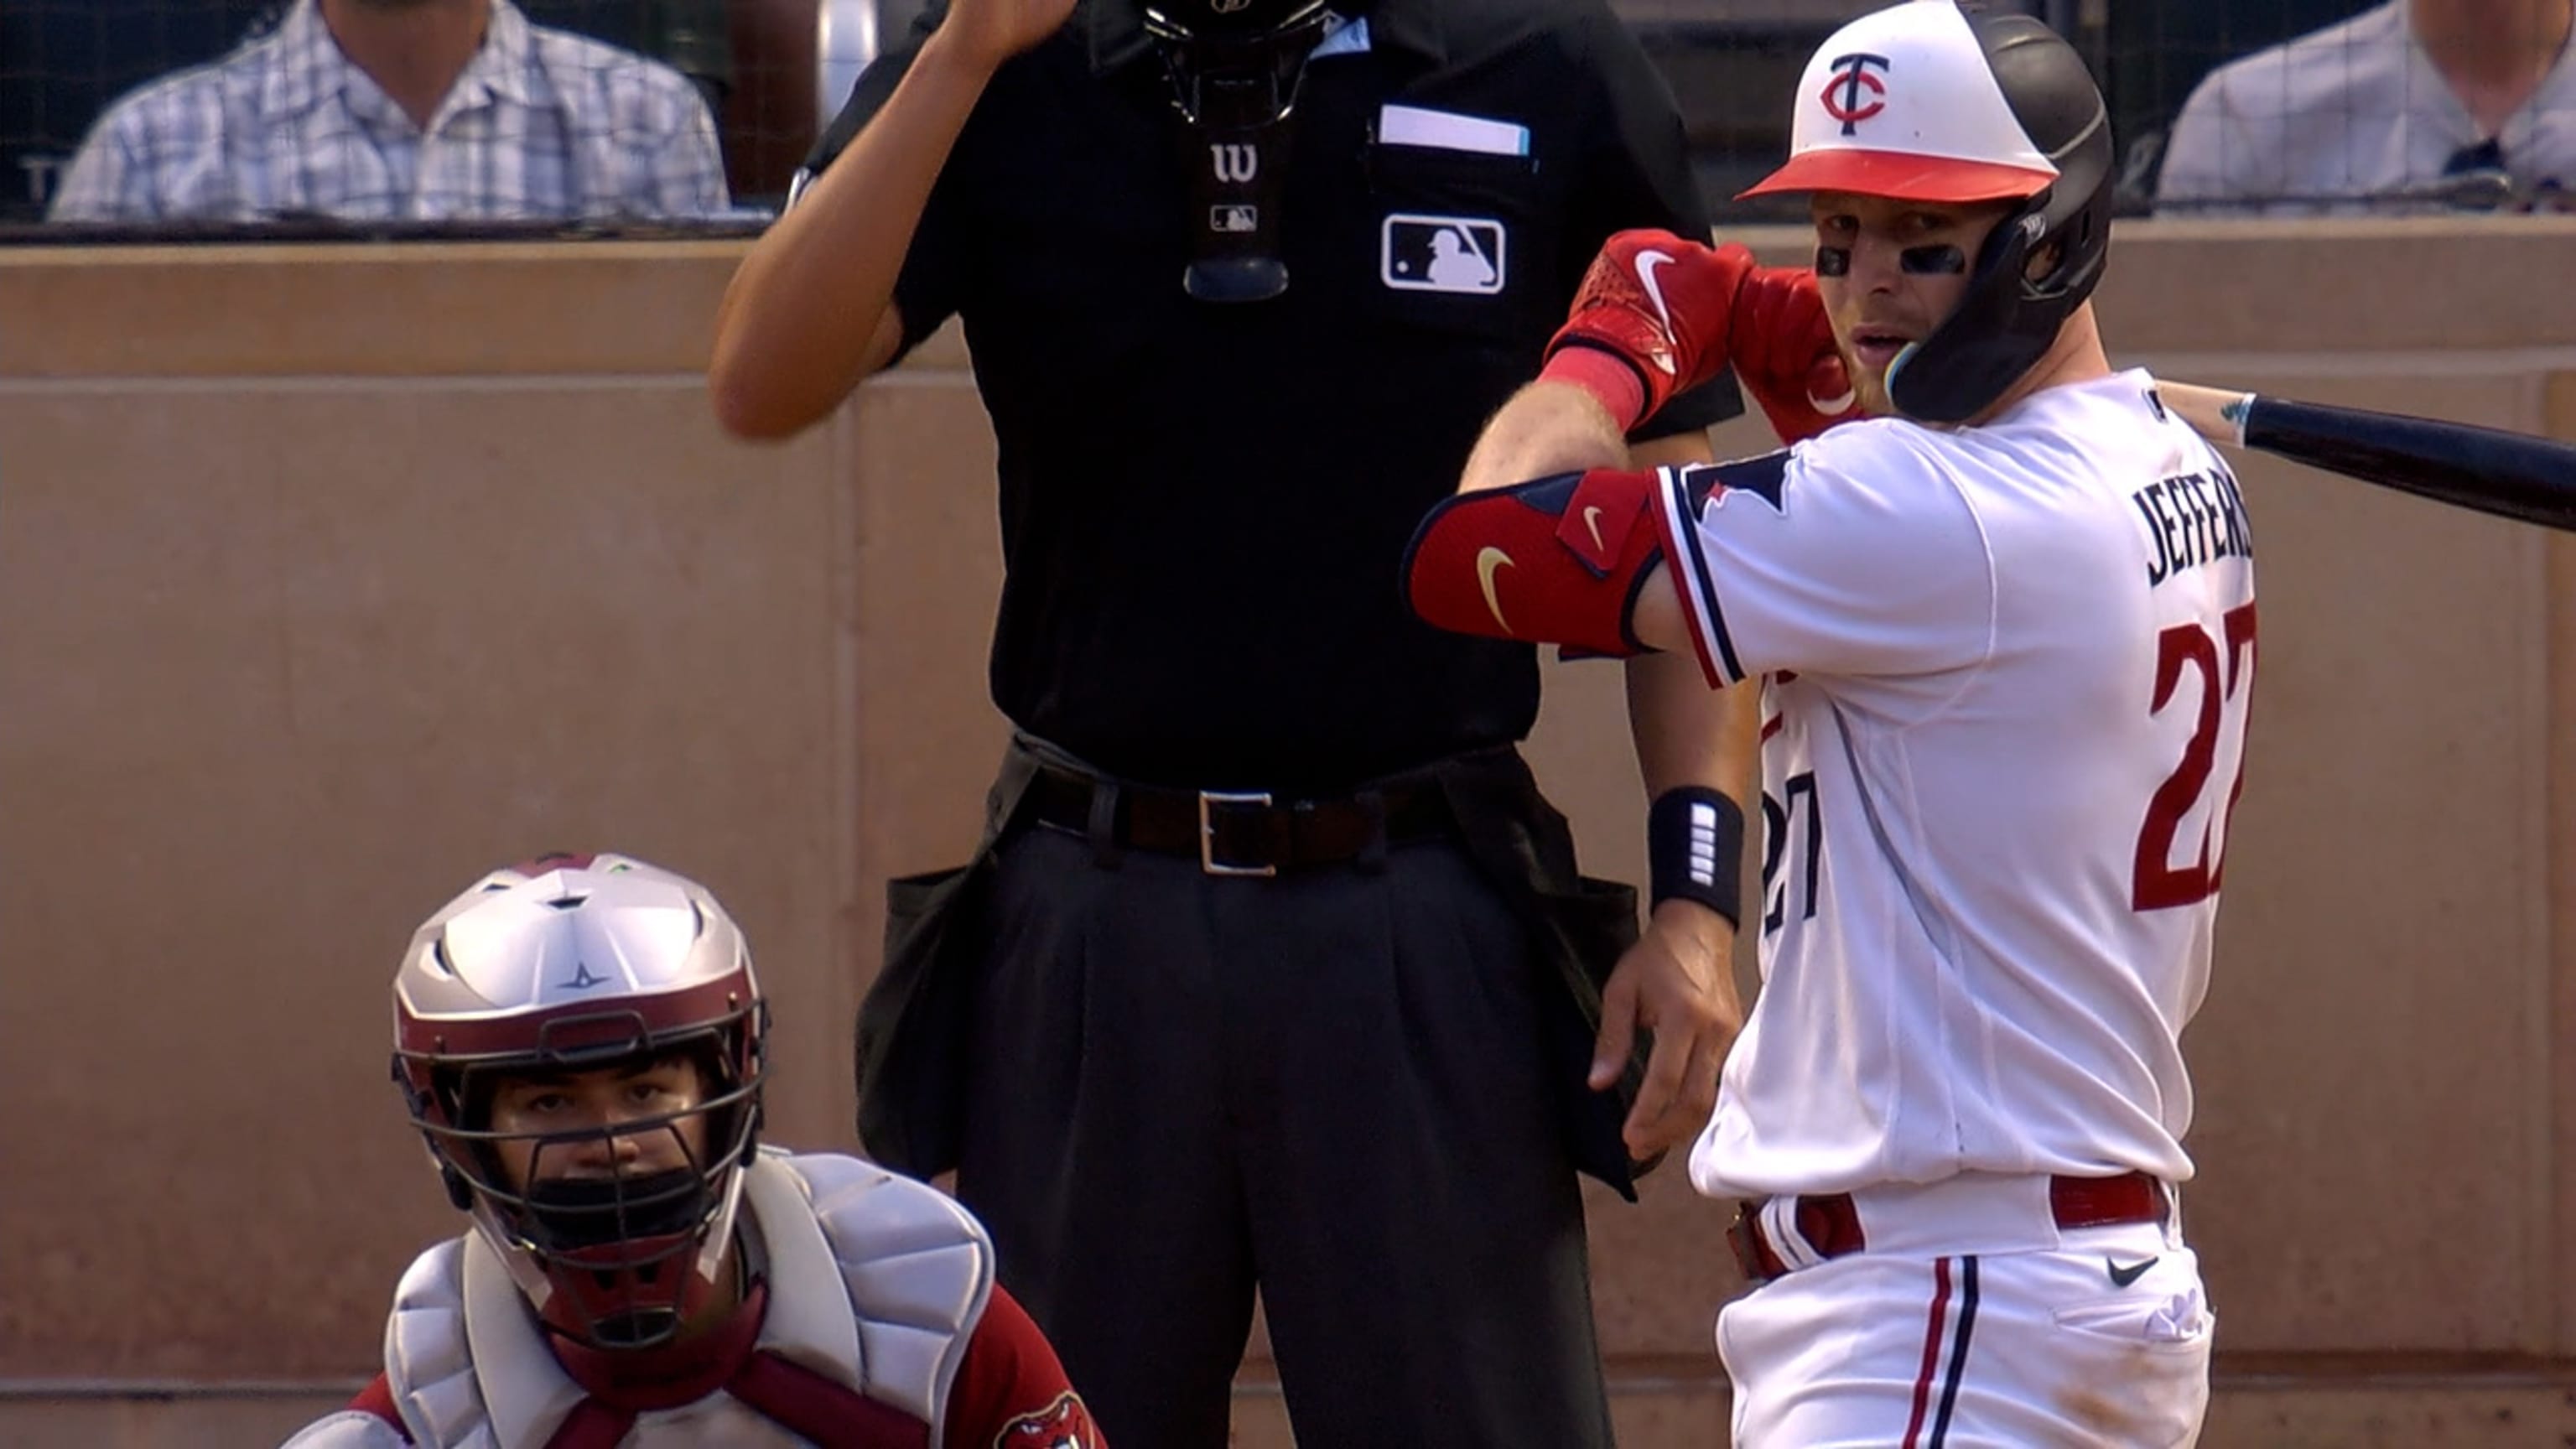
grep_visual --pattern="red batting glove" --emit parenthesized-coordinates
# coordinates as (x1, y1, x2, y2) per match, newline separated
(1726, 265, 1861, 445)
(1542, 231, 1756, 431)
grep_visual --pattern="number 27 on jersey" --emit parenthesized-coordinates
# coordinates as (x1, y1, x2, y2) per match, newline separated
(2132, 602, 2257, 911)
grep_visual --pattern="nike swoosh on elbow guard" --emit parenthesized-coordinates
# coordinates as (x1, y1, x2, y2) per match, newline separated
(1475, 547, 1514, 631)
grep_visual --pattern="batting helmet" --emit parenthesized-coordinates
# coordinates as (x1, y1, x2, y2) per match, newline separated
(1741, 0, 2116, 424)
(391, 852, 766, 1349)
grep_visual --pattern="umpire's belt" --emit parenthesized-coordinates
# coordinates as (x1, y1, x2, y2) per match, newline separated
(1727, 1171, 2170, 1283)
(1026, 762, 1453, 876)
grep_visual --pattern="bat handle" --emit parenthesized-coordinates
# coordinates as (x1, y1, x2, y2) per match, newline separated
(2155, 380, 2258, 450)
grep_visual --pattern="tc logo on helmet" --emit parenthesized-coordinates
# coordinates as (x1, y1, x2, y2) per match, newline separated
(1820, 53, 1890, 135)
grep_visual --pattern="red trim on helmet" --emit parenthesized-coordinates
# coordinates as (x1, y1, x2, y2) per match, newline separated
(1738, 148, 2056, 203)
(397, 974, 752, 1064)
(504, 850, 600, 876)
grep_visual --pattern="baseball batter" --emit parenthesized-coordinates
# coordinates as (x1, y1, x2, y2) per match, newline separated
(283, 854, 1102, 1449)
(1406, 3, 2251, 1443)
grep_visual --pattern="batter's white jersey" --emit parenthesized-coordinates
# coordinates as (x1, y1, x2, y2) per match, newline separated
(1656, 369, 2257, 1202)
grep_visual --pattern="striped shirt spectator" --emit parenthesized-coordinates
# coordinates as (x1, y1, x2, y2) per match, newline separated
(49, 0, 729, 225)
(2156, 0, 2576, 215)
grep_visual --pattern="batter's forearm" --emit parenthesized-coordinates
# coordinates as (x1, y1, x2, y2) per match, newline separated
(1622, 568, 1696, 657)
(1624, 414, 1753, 958)
(1623, 626, 1754, 797)
(1622, 428, 1748, 799)
(1457, 380, 1634, 494)
(708, 34, 998, 441)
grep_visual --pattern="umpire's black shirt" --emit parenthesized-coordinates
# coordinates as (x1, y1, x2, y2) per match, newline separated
(814, 0, 1742, 792)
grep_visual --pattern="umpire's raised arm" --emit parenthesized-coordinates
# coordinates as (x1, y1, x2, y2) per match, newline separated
(707, 0, 1075, 441)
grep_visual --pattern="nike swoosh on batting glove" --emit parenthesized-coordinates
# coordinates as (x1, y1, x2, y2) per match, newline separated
(1727, 265, 1862, 445)
(1542, 232, 1756, 430)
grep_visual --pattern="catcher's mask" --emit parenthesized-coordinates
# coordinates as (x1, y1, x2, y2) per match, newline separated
(1142, 0, 1336, 301)
(392, 853, 767, 1350)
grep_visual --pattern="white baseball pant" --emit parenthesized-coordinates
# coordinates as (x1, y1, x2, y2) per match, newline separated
(1717, 1179, 2213, 1446)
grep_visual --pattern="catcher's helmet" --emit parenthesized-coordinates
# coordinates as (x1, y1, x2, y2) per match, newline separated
(391, 852, 766, 1349)
(1741, 0, 2115, 423)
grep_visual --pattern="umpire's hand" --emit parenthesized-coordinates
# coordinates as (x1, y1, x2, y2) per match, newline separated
(940, 0, 1083, 70)
(1591, 898, 1745, 1161)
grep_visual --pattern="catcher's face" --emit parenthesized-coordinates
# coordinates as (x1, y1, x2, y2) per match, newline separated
(486, 1053, 711, 1192)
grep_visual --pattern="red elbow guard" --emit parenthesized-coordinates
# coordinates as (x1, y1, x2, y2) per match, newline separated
(1402, 468, 1669, 657)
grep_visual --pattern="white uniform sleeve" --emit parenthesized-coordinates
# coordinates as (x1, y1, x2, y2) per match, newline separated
(1656, 428, 1992, 688)
(278, 1410, 410, 1449)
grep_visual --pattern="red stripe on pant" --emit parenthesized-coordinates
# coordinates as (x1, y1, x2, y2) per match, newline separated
(1899, 1256, 1954, 1449)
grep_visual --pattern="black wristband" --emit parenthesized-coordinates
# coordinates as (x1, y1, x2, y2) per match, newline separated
(1648, 787, 1744, 928)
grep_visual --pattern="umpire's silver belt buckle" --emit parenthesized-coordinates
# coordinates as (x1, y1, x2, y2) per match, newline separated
(1199, 790, 1279, 877)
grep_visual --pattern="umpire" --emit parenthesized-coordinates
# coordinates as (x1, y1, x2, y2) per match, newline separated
(709, 1, 1755, 1444)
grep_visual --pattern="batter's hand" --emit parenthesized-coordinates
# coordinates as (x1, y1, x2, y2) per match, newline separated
(1547, 232, 1756, 424)
(935, 0, 1081, 70)
(1727, 265, 1861, 445)
(1591, 899, 1743, 1162)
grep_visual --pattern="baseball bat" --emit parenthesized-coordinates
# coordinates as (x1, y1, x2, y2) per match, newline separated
(2157, 381, 2576, 532)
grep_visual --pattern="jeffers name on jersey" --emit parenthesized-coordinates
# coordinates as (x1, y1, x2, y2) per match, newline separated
(2132, 463, 2255, 586)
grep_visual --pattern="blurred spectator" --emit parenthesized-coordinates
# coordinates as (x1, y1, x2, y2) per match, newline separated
(2157, 0, 2576, 213)
(49, 0, 728, 226)
(517, 0, 734, 125)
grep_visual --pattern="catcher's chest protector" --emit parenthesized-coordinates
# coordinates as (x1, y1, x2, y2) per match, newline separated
(381, 1152, 995, 1447)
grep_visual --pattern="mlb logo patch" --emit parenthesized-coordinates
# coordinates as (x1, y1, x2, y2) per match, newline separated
(1381, 213, 1506, 295)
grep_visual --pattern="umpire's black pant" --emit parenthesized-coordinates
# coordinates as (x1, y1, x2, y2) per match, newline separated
(952, 740, 1620, 1449)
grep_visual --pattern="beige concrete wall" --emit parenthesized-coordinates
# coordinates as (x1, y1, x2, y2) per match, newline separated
(4, 218, 2576, 1444)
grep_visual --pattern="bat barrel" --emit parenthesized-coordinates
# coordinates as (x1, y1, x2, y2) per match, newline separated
(2244, 397, 2576, 532)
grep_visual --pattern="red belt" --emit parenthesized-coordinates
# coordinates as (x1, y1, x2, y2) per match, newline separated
(1727, 1171, 2167, 1283)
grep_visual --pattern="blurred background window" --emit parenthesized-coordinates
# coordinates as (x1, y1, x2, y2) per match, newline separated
(5, 0, 2563, 239)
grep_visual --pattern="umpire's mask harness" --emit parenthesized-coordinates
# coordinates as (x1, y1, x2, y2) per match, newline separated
(1144, 3, 1334, 303)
